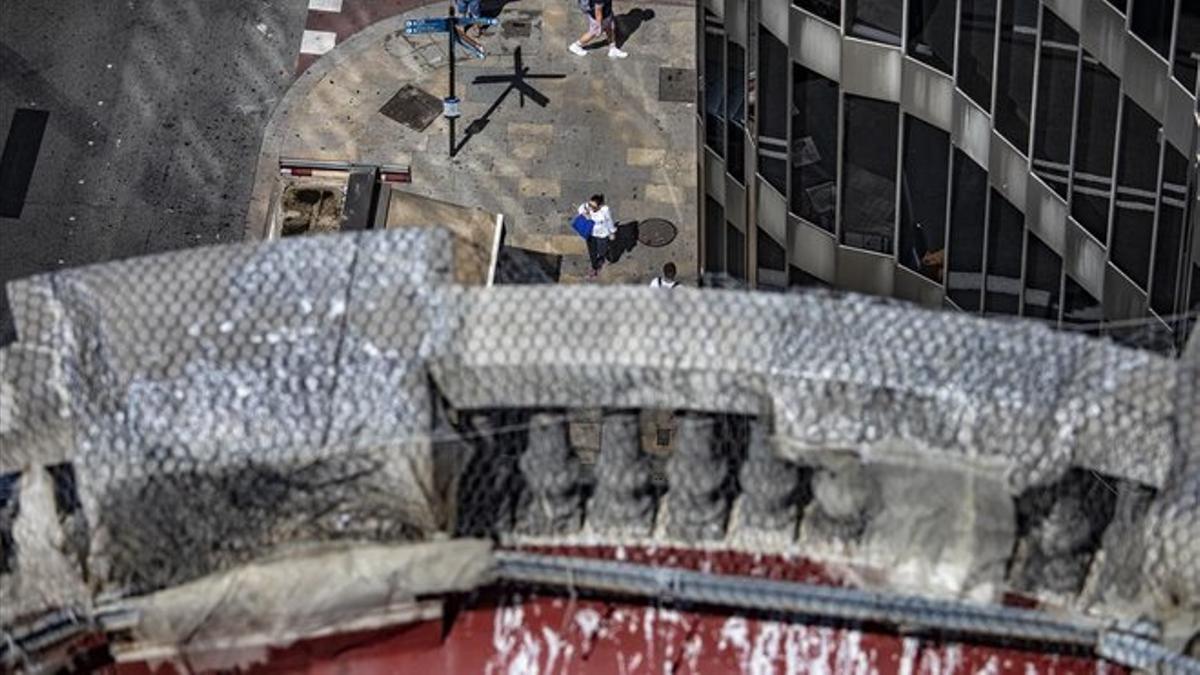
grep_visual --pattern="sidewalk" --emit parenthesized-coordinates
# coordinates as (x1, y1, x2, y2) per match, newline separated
(246, 0, 697, 285)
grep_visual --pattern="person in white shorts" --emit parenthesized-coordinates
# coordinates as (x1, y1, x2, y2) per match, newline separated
(569, 0, 628, 59)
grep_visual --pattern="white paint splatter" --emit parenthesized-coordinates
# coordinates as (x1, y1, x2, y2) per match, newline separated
(898, 637, 921, 675)
(834, 629, 873, 675)
(507, 631, 541, 675)
(718, 616, 751, 672)
(974, 656, 1000, 675)
(1024, 662, 1039, 675)
(541, 626, 565, 674)
(750, 621, 783, 675)
(575, 608, 602, 640)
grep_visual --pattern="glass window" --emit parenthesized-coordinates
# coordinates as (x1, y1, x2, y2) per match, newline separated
(1023, 231, 1062, 321)
(957, 0, 997, 111)
(1110, 97, 1160, 289)
(795, 0, 840, 25)
(908, 0, 956, 73)
(847, 0, 901, 44)
(899, 115, 950, 282)
(789, 264, 829, 287)
(704, 10, 726, 157)
(1130, 0, 1173, 58)
(758, 29, 789, 194)
(728, 43, 747, 183)
(985, 190, 1024, 315)
(1105, 0, 1127, 12)
(841, 95, 898, 254)
(1174, 2, 1200, 94)
(727, 223, 746, 281)
(1032, 10, 1079, 199)
(994, 0, 1039, 153)
(1150, 147, 1188, 317)
(791, 64, 839, 233)
(1062, 274, 1102, 335)
(757, 227, 788, 290)
(704, 195, 725, 276)
(947, 150, 988, 311)
(1070, 54, 1119, 243)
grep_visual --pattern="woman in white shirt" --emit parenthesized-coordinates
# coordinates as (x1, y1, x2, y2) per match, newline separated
(580, 194, 616, 277)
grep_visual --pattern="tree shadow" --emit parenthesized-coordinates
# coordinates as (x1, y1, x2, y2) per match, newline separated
(606, 220, 640, 264)
(615, 8, 656, 49)
(454, 46, 565, 156)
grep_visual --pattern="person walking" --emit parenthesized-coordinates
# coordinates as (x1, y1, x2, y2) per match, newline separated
(580, 194, 617, 277)
(569, 0, 628, 59)
(453, 0, 485, 58)
(649, 262, 679, 288)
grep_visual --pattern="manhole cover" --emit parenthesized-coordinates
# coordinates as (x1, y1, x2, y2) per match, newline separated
(380, 84, 442, 132)
(638, 218, 677, 247)
(501, 19, 532, 38)
(658, 67, 695, 103)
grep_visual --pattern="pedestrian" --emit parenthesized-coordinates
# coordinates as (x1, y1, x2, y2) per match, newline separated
(453, 0, 485, 56)
(580, 194, 616, 277)
(569, 0, 628, 59)
(649, 262, 679, 288)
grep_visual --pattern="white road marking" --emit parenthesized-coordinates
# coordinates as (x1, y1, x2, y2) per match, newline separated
(307, 0, 344, 11)
(300, 29, 337, 54)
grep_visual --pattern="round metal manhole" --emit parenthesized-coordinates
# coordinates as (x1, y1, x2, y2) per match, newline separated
(637, 218, 677, 247)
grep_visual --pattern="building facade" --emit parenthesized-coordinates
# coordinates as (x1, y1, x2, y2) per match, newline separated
(697, 0, 1200, 352)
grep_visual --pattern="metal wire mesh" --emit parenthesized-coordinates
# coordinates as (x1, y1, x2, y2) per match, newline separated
(1, 228, 1197, 665)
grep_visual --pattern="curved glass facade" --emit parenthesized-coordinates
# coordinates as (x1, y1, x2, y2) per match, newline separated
(697, 0, 1200, 353)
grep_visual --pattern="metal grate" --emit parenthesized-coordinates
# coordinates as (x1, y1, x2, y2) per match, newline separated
(657, 67, 695, 103)
(380, 84, 443, 132)
(637, 218, 678, 247)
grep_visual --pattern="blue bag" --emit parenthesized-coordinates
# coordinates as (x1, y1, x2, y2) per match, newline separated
(571, 213, 594, 239)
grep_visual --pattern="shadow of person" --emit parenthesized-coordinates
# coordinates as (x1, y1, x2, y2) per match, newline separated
(606, 220, 640, 264)
(615, 8, 656, 49)
(479, 0, 519, 19)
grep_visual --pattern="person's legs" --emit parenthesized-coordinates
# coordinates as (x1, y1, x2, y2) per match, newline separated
(586, 236, 601, 274)
(593, 238, 609, 270)
(572, 13, 603, 54)
(604, 11, 627, 58)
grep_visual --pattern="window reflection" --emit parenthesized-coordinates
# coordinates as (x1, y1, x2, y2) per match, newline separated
(841, 95, 898, 254)
(1130, 0, 1173, 58)
(1110, 97, 1160, 289)
(847, 0, 901, 45)
(1032, 11, 1078, 198)
(1150, 147, 1188, 317)
(994, 0, 1038, 153)
(1023, 232, 1062, 321)
(704, 195, 725, 276)
(727, 42, 746, 182)
(703, 10, 726, 157)
(1062, 275, 1103, 336)
(947, 150, 988, 311)
(899, 115, 949, 282)
(791, 64, 839, 233)
(758, 28, 788, 194)
(757, 226, 787, 290)
(908, 0, 956, 73)
(985, 191, 1024, 316)
(727, 223, 746, 281)
(957, 0, 997, 111)
(1173, 2, 1200, 93)
(1070, 54, 1119, 244)
(794, 0, 840, 25)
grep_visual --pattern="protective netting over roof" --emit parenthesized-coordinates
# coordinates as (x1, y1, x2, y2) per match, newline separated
(0, 228, 1197, 663)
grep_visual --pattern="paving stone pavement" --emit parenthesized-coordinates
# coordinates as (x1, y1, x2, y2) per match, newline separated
(254, 0, 698, 286)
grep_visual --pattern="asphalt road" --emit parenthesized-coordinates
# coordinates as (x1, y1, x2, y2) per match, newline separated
(0, 0, 308, 343)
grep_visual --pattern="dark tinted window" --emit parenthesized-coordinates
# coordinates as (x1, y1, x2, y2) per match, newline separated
(795, 0, 840, 25)
(704, 195, 725, 275)
(1174, 2, 1200, 93)
(1130, 0, 1173, 58)
(985, 190, 1024, 316)
(1105, 0, 1127, 12)
(957, 0, 997, 110)
(994, 0, 1039, 153)
(758, 28, 789, 194)
(727, 223, 746, 281)
(704, 10, 725, 157)
(1151, 147, 1188, 316)
(1023, 232, 1062, 321)
(789, 264, 830, 287)
(899, 115, 950, 282)
(791, 64, 839, 233)
(1032, 11, 1079, 198)
(841, 95, 898, 254)
(1070, 54, 1119, 243)
(1062, 274, 1102, 335)
(1110, 98, 1160, 289)
(757, 226, 788, 289)
(727, 42, 747, 182)
(908, 0, 956, 73)
(947, 150, 988, 311)
(847, 0, 901, 44)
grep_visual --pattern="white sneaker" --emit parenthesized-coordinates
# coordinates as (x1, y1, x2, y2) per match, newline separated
(569, 42, 587, 56)
(608, 45, 628, 59)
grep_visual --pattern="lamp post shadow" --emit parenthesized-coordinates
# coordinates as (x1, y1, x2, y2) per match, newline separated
(452, 46, 565, 157)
